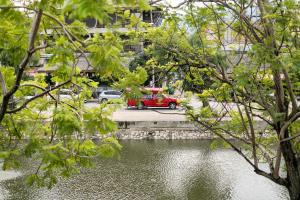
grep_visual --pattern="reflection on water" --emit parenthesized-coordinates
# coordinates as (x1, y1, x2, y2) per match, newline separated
(0, 140, 289, 200)
(0, 163, 22, 200)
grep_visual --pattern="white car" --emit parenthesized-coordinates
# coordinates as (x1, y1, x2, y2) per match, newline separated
(98, 90, 122, 103)
(49, 89, 79, 101)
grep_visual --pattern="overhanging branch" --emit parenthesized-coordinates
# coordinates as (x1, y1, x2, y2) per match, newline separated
(0, 9, 43, 123)
(7, 80, 71, 114)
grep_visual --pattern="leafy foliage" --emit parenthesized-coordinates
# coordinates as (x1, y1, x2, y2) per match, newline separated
(0, 0, 150, 188)
(141, 1, 300, 198)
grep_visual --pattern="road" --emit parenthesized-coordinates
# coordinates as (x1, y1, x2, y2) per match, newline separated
(84, 95, 242, 121)
(85, 102, 187, 121)
(84, 96, 243, 121)
(112, 107, 187, 121)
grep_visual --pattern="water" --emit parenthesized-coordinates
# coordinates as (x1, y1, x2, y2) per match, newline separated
(0, 140, 289, 200)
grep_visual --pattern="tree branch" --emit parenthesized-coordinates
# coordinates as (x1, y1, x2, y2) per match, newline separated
(282, 68, 298, 113)
(0, 9, 43, 123)
(20, 83, 56, 100)
(273, 145, 281, 178)
(279, 112, 300, 141)
(189, 111, 287, 186)
(0, 70, 7, 96)
(216, 0, 264, 43)
(280, 133, 300, 143)
(29, 42, 49, 54)
(7, 80, 71, 114)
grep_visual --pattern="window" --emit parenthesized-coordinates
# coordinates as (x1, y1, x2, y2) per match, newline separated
(112, 91, 121, 95)
(104, 91, 120, 95)
(143, 94, 152, 99)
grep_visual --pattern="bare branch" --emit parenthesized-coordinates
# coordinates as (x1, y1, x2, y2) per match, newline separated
(254, 167, 287, 186)
(41, 12, 85, 47)
(252, 113, 274, 127)
(216, 0, 264, 42)
(245, 103, 258, 167)
(21, 83, 56, 100)
(189, 111, 287, 186)
(233, 92, 251, 139)
(0, 9, 43, 123)
(7, 80, 71, 114)
(149, 0, 164, 5)
(273, 145, 281, 178)
(0, 70, 7, 95)
(29, 42, 49, 54)
(280, 132, 300, 143)
(279, 112, 300, 141)
(282, 68, 298, 113)
(165, 0, 191, 9)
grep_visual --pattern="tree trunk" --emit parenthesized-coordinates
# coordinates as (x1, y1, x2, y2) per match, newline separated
(286, 162, 300, 200)
(281, 130, 300, 200)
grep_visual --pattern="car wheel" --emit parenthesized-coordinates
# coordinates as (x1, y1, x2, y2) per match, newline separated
(101, 98, 108, 103)
(137, 102, 144, 110)
(169, 102, 176, 110)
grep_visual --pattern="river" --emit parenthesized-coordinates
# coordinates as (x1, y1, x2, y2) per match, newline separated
(0, 140, 289, 200)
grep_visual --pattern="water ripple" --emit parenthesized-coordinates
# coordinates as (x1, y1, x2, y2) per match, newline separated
(0, 140, 289, 200)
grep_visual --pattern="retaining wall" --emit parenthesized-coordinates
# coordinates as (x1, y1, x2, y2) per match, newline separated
(94, 120, 267, 140)
(113, 121, 210, 139)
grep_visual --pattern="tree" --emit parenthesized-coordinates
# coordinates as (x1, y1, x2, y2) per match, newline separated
(145, 0, 300, 199)
(0, 0, 149, 188)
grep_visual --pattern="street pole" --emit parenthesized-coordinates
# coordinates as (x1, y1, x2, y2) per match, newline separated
(152, 66, 155, 88)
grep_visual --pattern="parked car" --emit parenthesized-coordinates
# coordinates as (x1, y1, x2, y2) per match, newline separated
(92, 86, 113, 99)
(47, 89, 79, 101)
(127, 88, 179, 109)
(56, 89, 80, 100)
(98, 90, 122, 103)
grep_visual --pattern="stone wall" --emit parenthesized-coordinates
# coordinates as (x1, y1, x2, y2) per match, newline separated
(114, 128, 214, 140)
(94, 120, 267, 140)
(95, 121, 215, 140)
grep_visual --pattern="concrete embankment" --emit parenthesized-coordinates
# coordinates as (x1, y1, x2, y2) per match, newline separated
(94, 120, 267, 140)
(115, 121, 212, 139)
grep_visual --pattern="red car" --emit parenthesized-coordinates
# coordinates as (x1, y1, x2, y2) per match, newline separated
(127, 88, 179, 109)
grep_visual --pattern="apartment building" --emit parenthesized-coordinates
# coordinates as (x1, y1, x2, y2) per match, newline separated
(37, 7, 163, 77)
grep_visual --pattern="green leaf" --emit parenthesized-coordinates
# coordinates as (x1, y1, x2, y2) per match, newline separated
(0, 151, 9, 159)
(102, 136, 122, 150)
(98, 143, 116, 158)
(26, 174, 39, 186)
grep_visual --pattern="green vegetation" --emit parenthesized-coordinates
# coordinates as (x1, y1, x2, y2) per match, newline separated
(0, 0, 300, 199)
(0, 0, 148, 188)
(139, 1, 300, 199)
